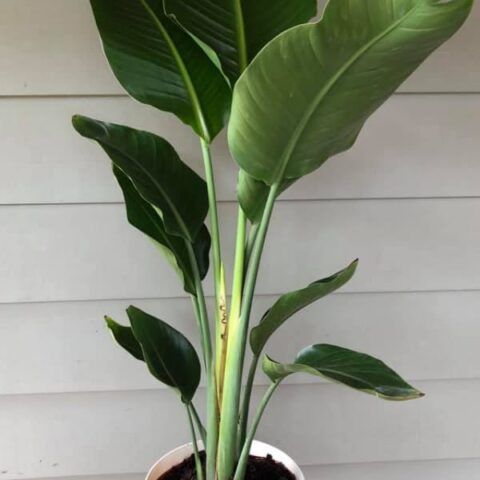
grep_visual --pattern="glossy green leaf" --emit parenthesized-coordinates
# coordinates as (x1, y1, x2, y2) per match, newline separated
(230, 0, 473, 189)
(113, 166, 210, 295)
(250, 260, 358, 355)
(89, 0, 231, 141)
(263, 344, 424, 400)
(128, 305, 201, 402)
(105, 316, 144, 361)
(72, 116, 208, 243)
(164, 0, 317, 83)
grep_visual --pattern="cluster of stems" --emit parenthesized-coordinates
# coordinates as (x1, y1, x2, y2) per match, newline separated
(184, 134, 281, 480)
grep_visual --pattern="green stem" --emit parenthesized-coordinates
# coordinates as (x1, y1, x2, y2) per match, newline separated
(205, 367, 219, 480)
(238, 355, 259, 448)
(190, 403, 207, 447)
(186, 243, 217, 480)
(186, 404, 205, 480)
(217, 207, 247, 410)
(244, 223, 259, 273)
(234, 382, 281, 480)
(190, 296, 208, 367)
(217, 183, 280, 480)
(229, 208, 247, 337)
(200, 139, 228, 403)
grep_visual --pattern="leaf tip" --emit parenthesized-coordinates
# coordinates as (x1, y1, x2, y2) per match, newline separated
(415, 389, 426, 399)
(72, 114, 105, 140)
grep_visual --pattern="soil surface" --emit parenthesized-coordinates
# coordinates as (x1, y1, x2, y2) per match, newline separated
(158, 452, 296, 480)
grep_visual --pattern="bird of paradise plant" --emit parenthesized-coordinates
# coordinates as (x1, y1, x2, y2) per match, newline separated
(72, 0, 473, 479)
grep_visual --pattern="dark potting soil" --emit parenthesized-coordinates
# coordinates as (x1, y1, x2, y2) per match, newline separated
(157, 452, 296, 480)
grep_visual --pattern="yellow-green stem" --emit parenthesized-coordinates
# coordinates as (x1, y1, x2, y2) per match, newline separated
(200, 139, 228, 402)
(217, 183, 280, 480)
(229, 208, 247, 333)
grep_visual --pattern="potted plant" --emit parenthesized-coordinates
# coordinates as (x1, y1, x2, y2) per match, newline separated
(72, 0, 473, 479)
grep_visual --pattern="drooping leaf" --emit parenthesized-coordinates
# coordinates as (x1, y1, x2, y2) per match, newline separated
(89, 0, 231, 141)
(230, 0, 473, 191)
(250, 260, 358, 355)
(164, 0, 317, 83)
(113, 166, 210, 295)
(263, 344, 424, 400)
(105, 316, 145, 361)
(72, 116, 208, 243)
(128, 305, 201, 402)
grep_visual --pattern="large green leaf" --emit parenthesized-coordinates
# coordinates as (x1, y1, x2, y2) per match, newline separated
(89, 0, 231, 141)
(105, 316, 145, 361)
(72, 116, 208, 243)
(230, 0, 473, 189)
(263, 344, 423, 400)
(113, 166, 210, 295)
(128, 305, 201, 402)
(164, 0, 317, 83)
(250, 260, 358, 355)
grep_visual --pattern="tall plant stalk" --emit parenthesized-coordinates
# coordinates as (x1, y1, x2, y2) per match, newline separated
(218, 183, 280, 480)
(199, 140, 228, 404)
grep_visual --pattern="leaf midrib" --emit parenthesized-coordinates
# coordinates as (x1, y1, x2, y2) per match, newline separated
(274, 3, 421, 184)
(138, 0, 210, 140)
(107, 139, 195, 243)
(138, 197, 194, 285)
(288, 362, 413, 398)
(135, 321, 186, 394)
(233, 0, 248, 71)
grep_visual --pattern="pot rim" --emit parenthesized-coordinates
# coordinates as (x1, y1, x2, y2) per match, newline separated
(145, 440, 304, 480)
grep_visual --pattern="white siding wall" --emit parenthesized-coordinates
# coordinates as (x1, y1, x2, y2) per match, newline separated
(1, 1, 479, 479)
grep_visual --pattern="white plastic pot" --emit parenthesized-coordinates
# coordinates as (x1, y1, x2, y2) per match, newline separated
(146, 440, 304, 480)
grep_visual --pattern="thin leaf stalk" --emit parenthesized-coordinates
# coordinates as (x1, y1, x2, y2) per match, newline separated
(233, 382, 281, 480)
(238, 354, 259, 448)
(244, 223, 259, 273)
(185, 242, 217, 480)
(217, 183, 280, 480)
(190, 296, 208, 367)
(186, 405, 205, 480)
(190, 403, 207, 447)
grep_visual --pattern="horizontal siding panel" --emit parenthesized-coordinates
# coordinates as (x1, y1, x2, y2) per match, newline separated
(0, 199, 479, 303)
(0, 1, 478, 96)
(29, 477, 144, 480)
(2, 380, 480, 479)
(18, 458, 480, 480)
(303, 457, 480, 479)
(1, 290, 480, 395)
(1, 94, 480, 204)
